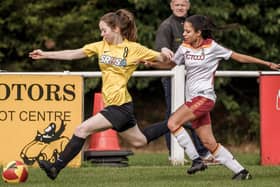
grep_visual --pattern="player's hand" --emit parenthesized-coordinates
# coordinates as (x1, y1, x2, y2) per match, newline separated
(161, 47, 174, 60)
(137, 60, 154, 68)
(29, 49, 45, 60)
(268, 62, 280, 71)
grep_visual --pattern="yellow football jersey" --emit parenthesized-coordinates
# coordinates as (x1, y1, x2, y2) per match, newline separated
(83, 39, 159, 106)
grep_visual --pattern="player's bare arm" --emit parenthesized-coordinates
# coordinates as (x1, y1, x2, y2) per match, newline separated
(140, 47, 175, 69)
(29, 48, 86, 61)
(231, 51, 280, 71)
(140, 59, 176, 69)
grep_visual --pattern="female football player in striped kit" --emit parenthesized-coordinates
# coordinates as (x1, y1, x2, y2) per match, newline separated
(143, 14, 280, 180)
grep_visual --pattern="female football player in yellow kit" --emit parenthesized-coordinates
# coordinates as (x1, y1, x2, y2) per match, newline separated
(29, 9, 184, 180)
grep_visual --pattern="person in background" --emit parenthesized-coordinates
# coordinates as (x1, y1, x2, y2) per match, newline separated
(155, 0, 213, 163)
(29, 9, 174, 180)
(143, 14, 280, 179)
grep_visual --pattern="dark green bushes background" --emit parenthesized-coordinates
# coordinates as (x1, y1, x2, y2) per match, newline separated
(1, 0, 279, 145)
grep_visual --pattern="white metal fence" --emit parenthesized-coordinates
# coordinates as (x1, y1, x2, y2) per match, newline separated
(1, 68, 280, 165)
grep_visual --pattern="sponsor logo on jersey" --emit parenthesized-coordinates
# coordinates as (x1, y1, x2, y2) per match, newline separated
(184, 50, 205, 61)
(100, 55, 127, 67)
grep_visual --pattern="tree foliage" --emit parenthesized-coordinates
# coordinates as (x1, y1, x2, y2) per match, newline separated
(0, 0, 279, 143)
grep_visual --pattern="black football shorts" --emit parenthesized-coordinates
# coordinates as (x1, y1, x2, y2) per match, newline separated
(100, 102, 137, 132)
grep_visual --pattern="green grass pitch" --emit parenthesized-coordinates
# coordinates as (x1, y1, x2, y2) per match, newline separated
(1, 152, 280, 187)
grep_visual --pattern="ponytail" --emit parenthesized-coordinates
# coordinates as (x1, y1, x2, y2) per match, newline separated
(115, 9, 137, 41)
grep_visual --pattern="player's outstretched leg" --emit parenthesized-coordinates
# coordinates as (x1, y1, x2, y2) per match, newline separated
(142, 120, 169, 143)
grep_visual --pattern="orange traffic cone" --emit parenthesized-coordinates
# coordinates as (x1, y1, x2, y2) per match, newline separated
(84, 93, 133, 166)
(87, 93, 120, 151)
